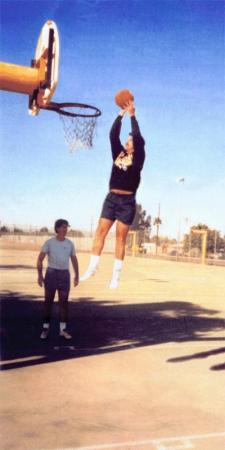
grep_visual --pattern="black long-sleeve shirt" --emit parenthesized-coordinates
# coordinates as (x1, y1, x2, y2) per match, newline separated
(109, 115, 145, 194)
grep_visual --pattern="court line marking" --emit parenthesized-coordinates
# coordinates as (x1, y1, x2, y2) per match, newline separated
(42, 431, 225, 450)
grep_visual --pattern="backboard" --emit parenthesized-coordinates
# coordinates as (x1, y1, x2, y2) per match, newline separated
(28, 20, 59, 115)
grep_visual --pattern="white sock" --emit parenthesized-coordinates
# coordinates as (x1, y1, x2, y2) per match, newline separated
(82, 254, 100, 276)
(110, 259, 123, 286)
(88, 254, 100, 271)
(109, 259, 123, 289)
(43, 323, 50, 329)
(60, 322, 66, 332)
(112, 259, 123, 277)
(80, 255, 101, 281)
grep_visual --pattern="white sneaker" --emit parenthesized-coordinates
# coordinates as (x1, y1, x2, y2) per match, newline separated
(109, 278, 119, 289)
(80, 268, 97, 281)
(59, 330, 72, 340)
(40, 328, 49, 339)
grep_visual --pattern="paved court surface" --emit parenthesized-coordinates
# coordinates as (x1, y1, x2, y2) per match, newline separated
(0, 248, 225, 450)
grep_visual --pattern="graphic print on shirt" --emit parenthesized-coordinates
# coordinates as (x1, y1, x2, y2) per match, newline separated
(114, 151, 133, 171)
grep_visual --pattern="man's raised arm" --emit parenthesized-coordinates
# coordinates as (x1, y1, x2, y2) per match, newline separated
(127, 102, 145, 169)
(109, 110, 126, 159)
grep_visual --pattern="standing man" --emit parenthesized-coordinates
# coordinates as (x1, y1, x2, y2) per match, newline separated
(81, 101, 145, 288)
(37, 219, 79, 339)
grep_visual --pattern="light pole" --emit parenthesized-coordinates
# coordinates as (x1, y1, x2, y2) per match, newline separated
(154, 203, 161, 255)
(184, 217, 191, 257)
(176, 177, 185, 260)
(214, 230, 217, 259)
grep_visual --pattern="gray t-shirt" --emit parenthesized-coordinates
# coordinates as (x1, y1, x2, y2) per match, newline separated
(42, 237, 76, 270)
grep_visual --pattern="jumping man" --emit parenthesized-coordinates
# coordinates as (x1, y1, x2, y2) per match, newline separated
(80, 101, 146, 288)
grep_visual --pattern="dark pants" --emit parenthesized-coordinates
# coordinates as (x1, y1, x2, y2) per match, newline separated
(43, 268, 70, 323)
(101, 192, 136, 225)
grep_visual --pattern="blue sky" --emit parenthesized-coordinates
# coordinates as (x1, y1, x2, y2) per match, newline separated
(0, 0, 224, 238)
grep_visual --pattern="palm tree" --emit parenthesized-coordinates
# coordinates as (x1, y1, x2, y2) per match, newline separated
(154, 216, 162, 254)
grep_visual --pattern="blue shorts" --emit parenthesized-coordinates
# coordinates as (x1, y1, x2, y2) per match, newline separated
(100, 192, 136, 225)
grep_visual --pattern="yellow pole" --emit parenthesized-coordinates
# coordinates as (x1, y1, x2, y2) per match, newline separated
(0, 61, 41, 95)
(132, 232, 137, 257)
(191, 229, 207, 264)
(201, 231, 207, 264)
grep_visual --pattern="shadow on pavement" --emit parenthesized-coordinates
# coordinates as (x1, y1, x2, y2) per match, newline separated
(167, 346, 225, 371)
(0, 265, 35, 270)
(1, 290, 225, 371)
(210, 362, 225, 371)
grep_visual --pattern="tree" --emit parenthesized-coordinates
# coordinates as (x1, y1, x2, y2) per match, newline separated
(130, 204, 142, 230)
(68, 229, 84, 237)
(39, 227, 49, 234)
(13, 227, 23, 234)
(153, 216, 162, 254)
(130, 203, 151, 245)
(0, 225, 9, 233)
(183, 224, 225, 256)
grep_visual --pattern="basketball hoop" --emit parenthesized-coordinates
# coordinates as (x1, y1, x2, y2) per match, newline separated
(40, 101, 101, 152)
(0, 19, 102, 152)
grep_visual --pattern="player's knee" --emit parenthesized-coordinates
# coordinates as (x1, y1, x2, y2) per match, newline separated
(96, 227, 107, 240)
(116, 234, 126, 246)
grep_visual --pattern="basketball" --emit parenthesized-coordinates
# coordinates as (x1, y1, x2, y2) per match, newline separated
(115, 89, 134, 108)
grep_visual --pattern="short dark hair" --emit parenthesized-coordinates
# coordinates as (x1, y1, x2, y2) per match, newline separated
(129, 132, 134, 137)
(54, 219, 70, 233)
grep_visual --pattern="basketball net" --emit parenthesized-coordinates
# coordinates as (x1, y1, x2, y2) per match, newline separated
(59, 112, 98, 152)
(39, 101, 101, 152)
